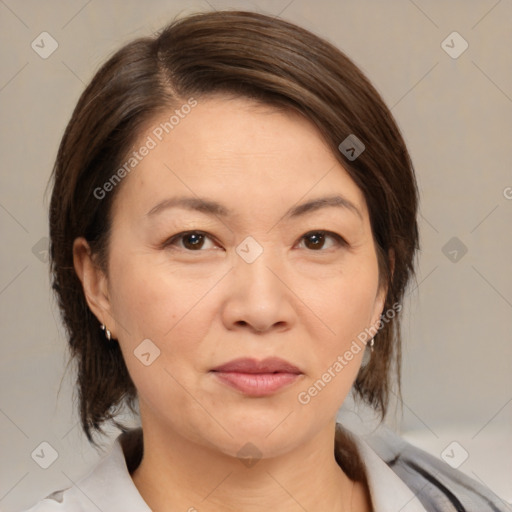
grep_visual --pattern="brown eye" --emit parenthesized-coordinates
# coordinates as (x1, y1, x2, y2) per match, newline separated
(304, 232, 326, 250)
(299, 231, 345, 251)
(165, 231, 217, 251)
(182, 232, 205, 250)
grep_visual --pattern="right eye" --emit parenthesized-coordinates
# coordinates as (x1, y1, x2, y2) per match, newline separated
(163, 231, 220, 251)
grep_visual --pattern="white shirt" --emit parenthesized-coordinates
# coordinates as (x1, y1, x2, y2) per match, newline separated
(23, 431, 428, 512)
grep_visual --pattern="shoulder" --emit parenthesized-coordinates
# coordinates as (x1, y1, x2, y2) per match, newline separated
(20, 428, 149, 512)
(363, 426, 512, 512)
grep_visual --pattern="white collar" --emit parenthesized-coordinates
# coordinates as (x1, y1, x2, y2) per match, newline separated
(70, 434, 151, 511)
(351, 434, 428, 511)
(48, 429, 428, 511)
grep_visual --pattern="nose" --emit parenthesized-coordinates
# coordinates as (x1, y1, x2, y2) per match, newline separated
(220, 247, 296, 334)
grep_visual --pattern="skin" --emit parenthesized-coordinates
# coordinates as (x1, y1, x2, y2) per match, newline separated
(74, 95, 386, 511)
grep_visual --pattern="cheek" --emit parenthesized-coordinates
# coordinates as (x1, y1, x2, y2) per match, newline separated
(107, 249, 223, 341)
(294, 253, 380, 400)
(106, 251, 217, 408)
(105, 247, 230, 400)
(304, 254, 380, 344)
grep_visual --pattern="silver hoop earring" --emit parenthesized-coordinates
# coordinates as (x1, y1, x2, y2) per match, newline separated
(369, 337, 374, 353)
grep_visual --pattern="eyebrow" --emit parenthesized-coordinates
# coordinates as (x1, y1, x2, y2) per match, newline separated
(146, 194, 362, 221)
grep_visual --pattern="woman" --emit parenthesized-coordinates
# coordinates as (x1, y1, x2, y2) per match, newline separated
(23, 10, 508, 512)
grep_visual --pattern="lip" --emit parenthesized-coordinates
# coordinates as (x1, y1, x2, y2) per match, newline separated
(211, 357, 303, 397)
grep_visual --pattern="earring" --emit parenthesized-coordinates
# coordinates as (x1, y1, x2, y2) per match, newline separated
(100, 323, 112, 341)
(369, 337, 374, 353)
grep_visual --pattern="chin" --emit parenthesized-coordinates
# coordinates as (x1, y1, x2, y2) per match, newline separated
(209, 430, 304, 462)
(194, 409, 316, 461)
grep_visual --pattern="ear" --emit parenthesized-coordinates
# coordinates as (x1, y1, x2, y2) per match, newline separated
(73, 237, 115, 334)
(370, 248, 395, 329)
(370, 285, 387, 331)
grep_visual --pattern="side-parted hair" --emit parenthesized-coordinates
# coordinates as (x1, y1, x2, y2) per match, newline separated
(49, 10, 419, 449)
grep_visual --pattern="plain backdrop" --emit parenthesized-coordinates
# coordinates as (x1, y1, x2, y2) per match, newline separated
(0, 1, 511, 510)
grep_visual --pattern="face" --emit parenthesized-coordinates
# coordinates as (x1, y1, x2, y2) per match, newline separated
(80, 95, 386, 459)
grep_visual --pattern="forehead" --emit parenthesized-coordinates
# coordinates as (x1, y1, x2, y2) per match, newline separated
(111, 95, 368, 220)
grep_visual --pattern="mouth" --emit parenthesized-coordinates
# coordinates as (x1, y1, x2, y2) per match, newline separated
(210, 357, 303, 397)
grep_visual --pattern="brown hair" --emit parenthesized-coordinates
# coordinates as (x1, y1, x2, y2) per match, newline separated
(50, 10, 418, 449)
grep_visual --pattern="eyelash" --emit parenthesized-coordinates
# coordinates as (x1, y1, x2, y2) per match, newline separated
(163, 230, 347, 252)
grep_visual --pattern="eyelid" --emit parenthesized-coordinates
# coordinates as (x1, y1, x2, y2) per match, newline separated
(163, 230, 220, 251)
(296, 230, 348, 250)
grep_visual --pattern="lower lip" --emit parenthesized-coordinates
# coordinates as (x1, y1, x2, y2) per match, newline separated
(212, 371, 301, 396)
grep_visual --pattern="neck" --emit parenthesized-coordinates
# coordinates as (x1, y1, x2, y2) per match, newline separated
(130, 420, 361, 512)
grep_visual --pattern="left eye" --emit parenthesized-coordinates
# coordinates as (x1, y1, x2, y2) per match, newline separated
(297, 231, 345, 251)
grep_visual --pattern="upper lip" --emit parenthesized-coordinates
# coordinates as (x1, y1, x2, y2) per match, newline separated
(211, 357, 302, 374)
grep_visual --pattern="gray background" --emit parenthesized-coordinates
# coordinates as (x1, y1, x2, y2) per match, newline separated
(1, 0, 511, 510)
